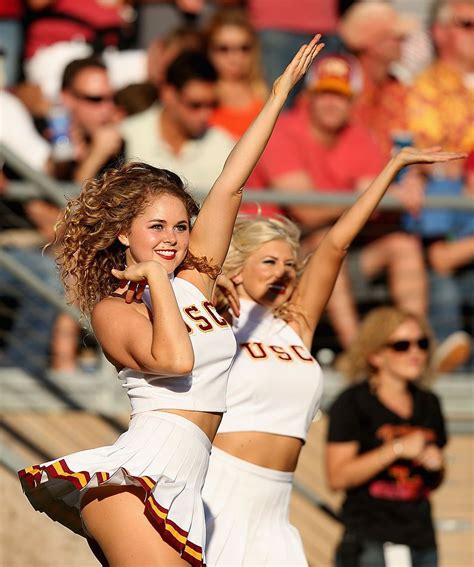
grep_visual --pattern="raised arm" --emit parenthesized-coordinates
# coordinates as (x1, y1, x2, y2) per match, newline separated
(189, 36, 325, 277)
(291, 147, 466, 347)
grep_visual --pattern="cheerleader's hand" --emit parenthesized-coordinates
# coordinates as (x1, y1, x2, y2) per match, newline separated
(214, 274, 240, 318)
(111, 261, 167, 304)
(271, 34, 325, 100)
(394, 147, 467, 169)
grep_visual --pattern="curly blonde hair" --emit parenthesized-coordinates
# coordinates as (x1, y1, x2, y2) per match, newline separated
(216, 215, 304, 322)
(54, 162, 219, 317)
(337, 306, 435, 387)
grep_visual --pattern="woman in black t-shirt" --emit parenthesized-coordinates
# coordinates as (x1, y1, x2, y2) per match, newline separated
(326, 306, 447, 567)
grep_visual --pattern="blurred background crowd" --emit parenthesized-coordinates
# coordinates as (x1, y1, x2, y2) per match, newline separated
(1, 0, 473, 378)
(0, 1, 473, 566)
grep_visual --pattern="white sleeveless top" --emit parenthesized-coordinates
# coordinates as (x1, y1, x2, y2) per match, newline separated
(118, 276, 237, 414)
(217, 299, 323, 441)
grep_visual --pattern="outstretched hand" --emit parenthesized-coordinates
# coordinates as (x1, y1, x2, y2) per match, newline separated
(272, 35, 325, 100)
(395, 147, 467, 168)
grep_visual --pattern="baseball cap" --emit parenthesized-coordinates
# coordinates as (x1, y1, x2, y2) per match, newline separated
(305, 55, 361, 97)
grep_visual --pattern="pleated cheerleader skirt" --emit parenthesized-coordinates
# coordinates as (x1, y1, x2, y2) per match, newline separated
(18, 411, 211, 566)
(202, 447, 308, 566)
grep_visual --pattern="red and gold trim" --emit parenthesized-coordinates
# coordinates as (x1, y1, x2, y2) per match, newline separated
(18, 460, 204, 566)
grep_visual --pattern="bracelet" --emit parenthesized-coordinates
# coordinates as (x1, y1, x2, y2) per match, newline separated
(392, 440, 404, 457)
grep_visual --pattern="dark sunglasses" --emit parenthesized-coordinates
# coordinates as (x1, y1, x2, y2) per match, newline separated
(180, 98, 219, 111)
(72, 90, 114, 104)
(212, 43, 253, 54)
(386, 337, 430, 352)
(452, 18, 474, 29)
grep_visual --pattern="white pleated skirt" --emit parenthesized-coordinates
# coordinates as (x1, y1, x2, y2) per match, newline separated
(203, 447, 308, 566)
(18, 411, 211, 566)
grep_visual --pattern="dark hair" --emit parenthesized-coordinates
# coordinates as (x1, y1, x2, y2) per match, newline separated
(165, 50, 217, 90)
(114, 82, 158, 116)
(61, 56, 107, 90)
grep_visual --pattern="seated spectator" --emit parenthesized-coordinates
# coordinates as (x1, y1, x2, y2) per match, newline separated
(253, 55, 427, 351)
(0, 90, 78, 374)
(121, 50, 235, 194)
(404, 155, 474, 371)
(408, 0, 474, 155)
(405, 0, 474, 371)
(205, 8, 267, 139)
(327, 306, 447, 567)
(57, 56, 124, 183)
(339, 1, 417, 157)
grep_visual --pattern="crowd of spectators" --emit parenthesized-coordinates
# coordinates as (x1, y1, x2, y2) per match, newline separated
(1, 0, 473, 376)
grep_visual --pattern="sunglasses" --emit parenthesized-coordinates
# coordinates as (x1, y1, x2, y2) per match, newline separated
(180, 98, 219, 111)
(212, 43, 253, 54)
(71, 90, 114, 104)
(385, 337, 430, 352)
(452, 18, 474, 29)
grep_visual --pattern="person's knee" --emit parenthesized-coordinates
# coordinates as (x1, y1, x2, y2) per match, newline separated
(386, 232, 423, 257)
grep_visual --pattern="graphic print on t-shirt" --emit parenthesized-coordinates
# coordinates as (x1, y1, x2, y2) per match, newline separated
(369, 423, 439, 502)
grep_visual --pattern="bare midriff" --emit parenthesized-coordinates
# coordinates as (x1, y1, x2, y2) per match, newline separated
(213, 431, 304, 472)
(159, 409, 223, 442)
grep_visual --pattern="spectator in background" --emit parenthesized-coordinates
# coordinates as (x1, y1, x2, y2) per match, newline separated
(408, 0, 474, 155)
(339, 1, 417, 157)
(57, 56, 124, 183)
(121, 50, 235, 194)
(247, 0, 343, 107)
(404, 0, 474, 370)
(327, 306, 447, 567)
(252, 56, 427, 351)
(205, 8, 267, 139)
(0, 90, 76, 375)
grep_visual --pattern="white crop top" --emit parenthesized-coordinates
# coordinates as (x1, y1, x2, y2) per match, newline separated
(217, 299, 323, 441)
(118, 276, 237, 414)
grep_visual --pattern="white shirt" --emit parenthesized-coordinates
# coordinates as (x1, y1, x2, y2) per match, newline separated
(119, 277, 237, 414)
(121, 105, 235, 196)
(0, 90, 50, 171)
(218, 299, 324, 441)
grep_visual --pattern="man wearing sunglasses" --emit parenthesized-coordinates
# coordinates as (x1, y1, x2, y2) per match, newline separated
(408, 0, 474, 154)
(121, 50, 235, 195)
(59, 56, 124, 183)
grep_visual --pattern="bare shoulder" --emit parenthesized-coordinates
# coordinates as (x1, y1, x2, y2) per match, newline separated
(175, 268, 212, 299)
(91, 296, 149, 335)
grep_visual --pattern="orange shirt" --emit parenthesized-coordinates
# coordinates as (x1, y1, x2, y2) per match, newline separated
(408, 60, 474, 152)
(352, 73, 409, 159)
(210, 98, 264, 140)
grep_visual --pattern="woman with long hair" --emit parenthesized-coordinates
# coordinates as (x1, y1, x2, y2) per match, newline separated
(327, 306, 446, 567)
(202, 147, 463, 566)
(17, 36, 325, 567)
(206, 8, 268, 139)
